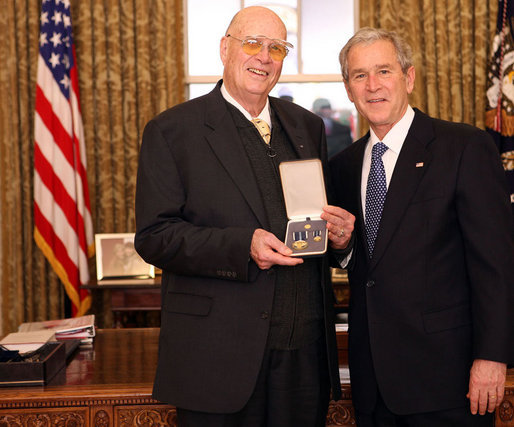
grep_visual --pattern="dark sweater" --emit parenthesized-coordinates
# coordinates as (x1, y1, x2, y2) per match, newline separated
(228, 104, 323, 350)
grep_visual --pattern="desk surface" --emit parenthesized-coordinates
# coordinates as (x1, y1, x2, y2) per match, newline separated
(0, 328, 512, 426)
(0, 328, 161, 404)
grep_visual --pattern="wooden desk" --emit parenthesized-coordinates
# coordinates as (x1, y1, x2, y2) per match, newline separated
(84, 274, 351, 328)
(83, 282, 161, 327)
(0, 329, 512, 426)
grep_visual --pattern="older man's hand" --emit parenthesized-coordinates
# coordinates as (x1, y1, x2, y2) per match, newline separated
(250, 228, 304, 270)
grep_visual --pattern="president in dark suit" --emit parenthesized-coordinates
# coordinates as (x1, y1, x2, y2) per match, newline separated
(134, 6, 354, 426)
(329, 27, 514, 426)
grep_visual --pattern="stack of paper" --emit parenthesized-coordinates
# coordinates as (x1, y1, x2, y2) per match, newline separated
(0, 330, 56, 354)
(18, 314, 95, 345)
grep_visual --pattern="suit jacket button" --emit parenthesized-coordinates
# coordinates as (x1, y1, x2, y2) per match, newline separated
(260, 311, 269, 319)
(366, 280, 375, 288)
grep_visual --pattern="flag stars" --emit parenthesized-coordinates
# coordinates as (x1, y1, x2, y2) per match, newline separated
(60, 75, 70, 89)
(63, 14, 71, 28)
(39, 32, 48, 47)
(40, 11, 49, 26)
(50, 31, 62, 47)
(49, 52, 60, 68)
(51, 10, 62, 26)
(62, 54, 70, 69)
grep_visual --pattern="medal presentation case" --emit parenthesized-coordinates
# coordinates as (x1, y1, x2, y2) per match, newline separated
(279, 158, 328, 257)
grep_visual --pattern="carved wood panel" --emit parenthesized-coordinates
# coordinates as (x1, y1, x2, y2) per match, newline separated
(497, 389, 514, 427)
(115, 405, 176, 427)
(327, 400, 356, 426)
(91, 405, 112, 427)
(0, 407, 88, 426)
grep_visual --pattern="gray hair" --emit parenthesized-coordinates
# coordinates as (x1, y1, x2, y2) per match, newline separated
(339, 27, 413, 81)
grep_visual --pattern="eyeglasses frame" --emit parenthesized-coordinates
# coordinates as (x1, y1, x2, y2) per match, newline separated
(226, 34, 293, 61)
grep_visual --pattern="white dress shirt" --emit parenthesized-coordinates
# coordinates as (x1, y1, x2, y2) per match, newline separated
(361, 105, 415, 219)
(221, 83, 272, 128)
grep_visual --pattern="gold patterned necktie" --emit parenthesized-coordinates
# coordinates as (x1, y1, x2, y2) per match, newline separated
(251, 118, 271, 145)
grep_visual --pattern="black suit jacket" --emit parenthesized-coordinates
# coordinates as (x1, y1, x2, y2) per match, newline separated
(135, 81, 341, 413)
(330, 109, 514, 415)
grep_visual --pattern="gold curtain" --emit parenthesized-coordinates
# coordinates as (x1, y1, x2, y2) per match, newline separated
(358, 0, 498, 135)
(0, 0, 184, 336)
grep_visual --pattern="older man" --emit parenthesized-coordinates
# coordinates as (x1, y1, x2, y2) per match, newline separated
(135, 6, 354, 426)
(330, 27, 513, 426)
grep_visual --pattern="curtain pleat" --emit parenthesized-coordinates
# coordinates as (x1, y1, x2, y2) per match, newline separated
(359, 0, 497, 136)
(0, 0, 184, 335)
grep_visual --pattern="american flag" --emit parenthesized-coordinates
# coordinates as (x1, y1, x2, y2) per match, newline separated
(485, 0, 514, 215)
(33, 0, 94, 316)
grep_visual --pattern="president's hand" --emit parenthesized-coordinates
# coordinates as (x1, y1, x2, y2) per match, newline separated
(321, 205, 355, 250)
(467, 359, 506, 415)
(250, 228, 304, 270)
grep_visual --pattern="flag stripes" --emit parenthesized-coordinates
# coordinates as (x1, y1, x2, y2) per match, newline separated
(34, 0, 94, 316)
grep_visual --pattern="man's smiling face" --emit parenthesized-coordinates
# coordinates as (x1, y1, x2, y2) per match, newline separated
(220, 7, 286, 112)
(344, 39, 415, 140)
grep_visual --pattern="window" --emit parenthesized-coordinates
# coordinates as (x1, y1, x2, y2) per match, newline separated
(185, 0, 357, 137)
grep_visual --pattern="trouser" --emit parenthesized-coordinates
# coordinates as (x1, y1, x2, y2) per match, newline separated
(177, 337, 331, 427)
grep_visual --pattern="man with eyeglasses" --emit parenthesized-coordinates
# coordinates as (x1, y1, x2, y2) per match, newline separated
(135, 6, 355, 426)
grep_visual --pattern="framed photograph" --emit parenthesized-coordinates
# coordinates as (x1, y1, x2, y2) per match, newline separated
(331, 267, 349, 284)
(331, 267, 350, 310)
(95, 233, 155, 282)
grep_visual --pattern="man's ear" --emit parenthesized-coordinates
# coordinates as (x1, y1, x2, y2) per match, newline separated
(406, 66, 415, 94)
(220, 37, 228, 65)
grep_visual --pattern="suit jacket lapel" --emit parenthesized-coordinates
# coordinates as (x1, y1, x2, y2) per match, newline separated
(203, 84, 269, 227)
(370, 110, 434, 269)
(271, 98, 318, 159)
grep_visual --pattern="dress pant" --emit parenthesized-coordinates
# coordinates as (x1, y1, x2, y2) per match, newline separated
(355, 388, 494, 427)
(176, 337, 330, 427)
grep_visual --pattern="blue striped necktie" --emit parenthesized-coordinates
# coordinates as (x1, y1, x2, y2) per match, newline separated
(365, 142, 388, 258)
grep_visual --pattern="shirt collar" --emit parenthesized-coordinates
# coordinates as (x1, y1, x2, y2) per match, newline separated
(369, 105, 415, 154)
(221, 82, 272, 127)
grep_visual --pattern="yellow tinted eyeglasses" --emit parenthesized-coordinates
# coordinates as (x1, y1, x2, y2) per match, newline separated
(227, 34, 293, 61)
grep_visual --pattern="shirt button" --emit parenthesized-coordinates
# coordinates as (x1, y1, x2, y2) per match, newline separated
(366, 280, 375, 288)
(260, 311, 269, 319)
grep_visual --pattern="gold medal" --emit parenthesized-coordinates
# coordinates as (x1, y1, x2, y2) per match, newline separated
(292, 240, 308, 250)
(304, 224, 311, 229)
(314, 236, 321, 242)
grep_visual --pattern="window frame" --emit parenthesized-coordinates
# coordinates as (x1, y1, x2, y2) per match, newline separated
(183, 0, 359, 90)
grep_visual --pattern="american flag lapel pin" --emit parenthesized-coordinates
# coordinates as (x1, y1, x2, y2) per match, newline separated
(415, 162, 424, 168)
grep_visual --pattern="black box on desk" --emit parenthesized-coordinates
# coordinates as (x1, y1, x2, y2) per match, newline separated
(279, 159, 328, 257)
(0, 342, 66, 387)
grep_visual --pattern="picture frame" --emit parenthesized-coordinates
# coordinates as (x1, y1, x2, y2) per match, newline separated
(331, 267, 348, 284)
(331, 267, 350, 309)
(95, 233, 155, 283)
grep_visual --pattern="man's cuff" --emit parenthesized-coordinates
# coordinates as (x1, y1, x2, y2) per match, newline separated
(331, 233, 355, 268)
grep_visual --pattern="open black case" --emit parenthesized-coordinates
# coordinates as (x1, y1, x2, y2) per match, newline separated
(279, 158, 328, 257)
